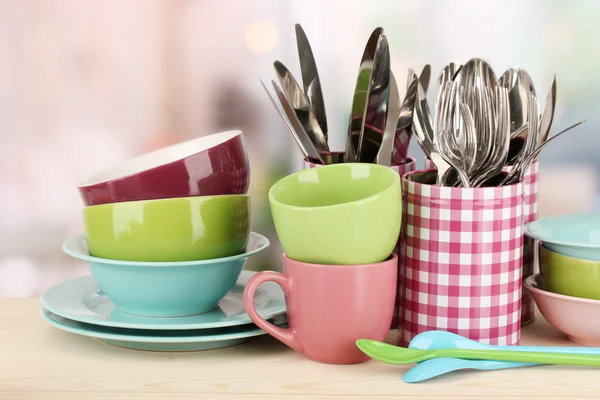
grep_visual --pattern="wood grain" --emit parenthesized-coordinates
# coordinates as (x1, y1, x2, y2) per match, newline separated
(1, 298, 599, 399)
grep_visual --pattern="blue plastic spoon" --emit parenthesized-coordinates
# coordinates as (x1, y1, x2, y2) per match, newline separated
(403, 331, 600, 383)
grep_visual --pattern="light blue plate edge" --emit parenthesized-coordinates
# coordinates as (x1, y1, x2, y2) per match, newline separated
(42, 308, 285, 346)
(100, 338, 249, 352)
(40, 270, 286, 331)
(524, 213, 600, 250)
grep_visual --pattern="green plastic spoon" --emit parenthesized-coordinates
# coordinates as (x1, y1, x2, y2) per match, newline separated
(356, 340, 600, 367)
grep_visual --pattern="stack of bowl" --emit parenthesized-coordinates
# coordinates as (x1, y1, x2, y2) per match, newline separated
(63, 130, 266, 318)
(524, 213, 600, 346)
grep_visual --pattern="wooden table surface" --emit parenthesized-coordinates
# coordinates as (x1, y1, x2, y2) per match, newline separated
(1, 298, 599, 399)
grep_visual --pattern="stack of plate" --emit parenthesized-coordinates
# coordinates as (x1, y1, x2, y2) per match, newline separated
(41, 271, 287, 352)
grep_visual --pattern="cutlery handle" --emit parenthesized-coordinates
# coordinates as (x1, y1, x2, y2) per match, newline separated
(437, 348, 600, 366)
(242, 271, 303, 353)
(493, 345, 600, 355)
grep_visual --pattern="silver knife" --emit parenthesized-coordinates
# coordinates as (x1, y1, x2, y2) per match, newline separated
(375, 71, 399, 166)
(270, 80, 324, 164)
(295, 23, 328, 141)
(418, 64, 431, 94)
(355, 34, 391, 163)
(260, 79, 309, 160)
(538, 76, 556, 145)
(344, 27, 384, 162)
(273, 61, 330, 156)
(392, 73, 419, 165)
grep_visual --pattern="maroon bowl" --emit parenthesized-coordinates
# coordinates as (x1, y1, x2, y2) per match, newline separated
(78, 130, 249, 206)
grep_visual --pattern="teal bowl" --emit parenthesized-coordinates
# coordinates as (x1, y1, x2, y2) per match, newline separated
(525, 213, 600, 261)
(63, 232, 269, 317)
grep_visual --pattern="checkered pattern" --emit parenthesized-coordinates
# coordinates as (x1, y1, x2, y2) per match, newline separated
(423, 158, 540, 326)
(391, 128, 412, 165)
(397, 170, 525, 346)
(303, 154, 416, 330)
(424, 157, 435, 170)
(302, 152, 345, 169)
(503, 161, 540, 325)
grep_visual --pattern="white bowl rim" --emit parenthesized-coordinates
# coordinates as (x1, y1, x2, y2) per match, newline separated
(78, 129, 242, 187)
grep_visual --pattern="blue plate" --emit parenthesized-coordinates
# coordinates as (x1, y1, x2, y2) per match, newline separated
(42, 308, 287, 352)
(41, 271, 286, 330)
(525, 213, 600, 260)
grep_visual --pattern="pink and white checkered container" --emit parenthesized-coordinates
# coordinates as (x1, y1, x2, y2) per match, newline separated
(421, 158, 540, 326)
(398, 169, 525, 347)
(303, 154, 416, 330)
(503, 161, 540, 325)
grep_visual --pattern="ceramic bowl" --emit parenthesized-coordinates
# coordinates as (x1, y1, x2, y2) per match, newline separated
(539, 244, 600, 300)
(524, 213, 600, 260)
(83, 195, 250, 262)
(526, 274, 600, 346)
(268, 163, 401, 265)
(78, 130, 250, 206)
(62, 232, 269, 317)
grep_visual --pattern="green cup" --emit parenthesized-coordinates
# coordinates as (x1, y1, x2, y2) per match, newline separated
(539, 244, 600, 300)
(83, 195, 250, 262)
(269, 163, 402, 265)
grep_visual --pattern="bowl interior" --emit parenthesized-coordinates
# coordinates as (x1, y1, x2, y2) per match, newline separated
(270, 163, 398, 208)
(80, 129, 242, 186)
(525, 213, 600, 248)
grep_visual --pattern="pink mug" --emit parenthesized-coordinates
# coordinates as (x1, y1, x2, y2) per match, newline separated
(242, 253, 398, 364)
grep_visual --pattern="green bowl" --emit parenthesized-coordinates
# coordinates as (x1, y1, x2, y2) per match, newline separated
(269, 163, 402, 265)
(539, 244, 600, 300)
(62, 232, 269, 317)
(83, 195, 250, 262)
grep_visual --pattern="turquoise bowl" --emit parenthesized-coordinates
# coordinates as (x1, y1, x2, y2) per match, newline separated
(525, 213, 600, 261)
(63, 232, 269, 317)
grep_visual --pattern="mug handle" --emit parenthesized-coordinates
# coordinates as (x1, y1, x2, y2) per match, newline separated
(242, 271, 303, 353)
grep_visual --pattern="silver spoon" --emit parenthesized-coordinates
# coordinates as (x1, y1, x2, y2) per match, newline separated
(413, 81, 452, 185)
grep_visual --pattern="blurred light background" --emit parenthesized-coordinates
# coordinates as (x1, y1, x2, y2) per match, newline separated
(0, 0, 598, 297)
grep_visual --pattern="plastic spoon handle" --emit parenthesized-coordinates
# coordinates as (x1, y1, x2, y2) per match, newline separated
(402, 358, 537, 383)
(357, 339, 600, 366)
(410, 330, 600, 355)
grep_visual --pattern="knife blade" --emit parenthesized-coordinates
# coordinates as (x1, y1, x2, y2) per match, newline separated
(270, 79, 324, 164)
(344, 27, 384, 162)
(355, 34, 390, 163)
(538, 75, 556, 145)
(295, 23, 328, 141)
(392, 73, 419, 165)
(273, 61, 330, 156)
(375, 71, 399, 166)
